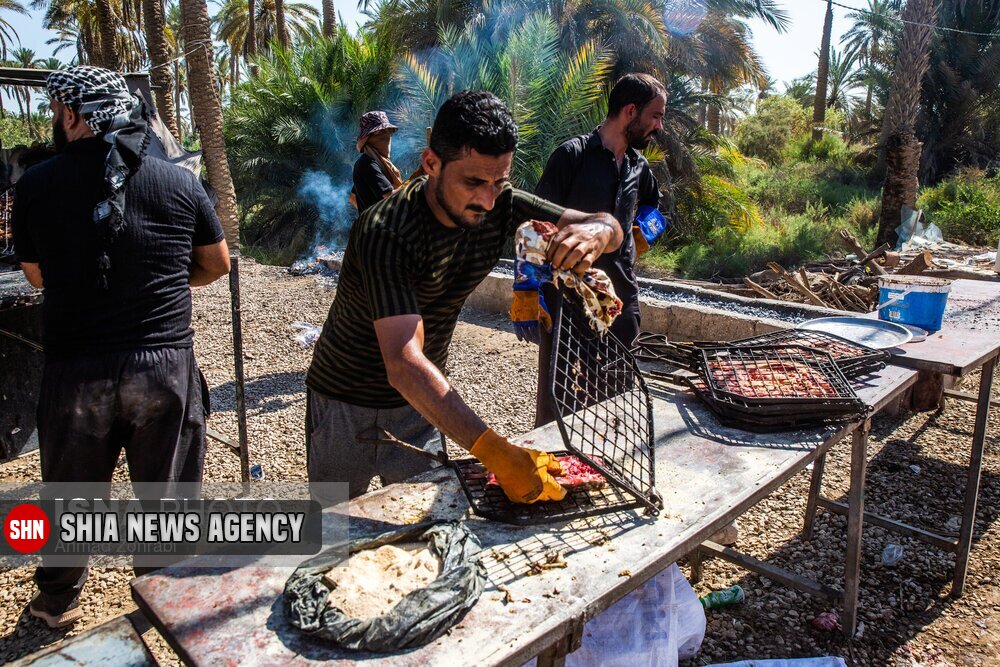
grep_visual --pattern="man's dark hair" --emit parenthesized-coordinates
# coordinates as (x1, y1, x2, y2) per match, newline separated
(429, 91, 518, 164)
(607, 73, 667, 118)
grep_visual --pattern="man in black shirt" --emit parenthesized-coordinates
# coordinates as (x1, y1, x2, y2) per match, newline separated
(11, 66, 230, 628)
(529, 73, 665, 426)
(352, 110, 404, 214)
(308, 92, 623, 504)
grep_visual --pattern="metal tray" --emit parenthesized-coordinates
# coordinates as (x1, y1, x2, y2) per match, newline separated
(797, 317, 913, 349)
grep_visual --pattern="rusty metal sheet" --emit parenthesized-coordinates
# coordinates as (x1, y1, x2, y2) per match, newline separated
(131, 366, 916, 667)
(11, 616, 153, 667)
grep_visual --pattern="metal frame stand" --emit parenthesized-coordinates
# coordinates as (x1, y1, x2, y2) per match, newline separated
(691, 420, 872, 638)
(229, 255, 251, 488)
(804, 357, 996, 599)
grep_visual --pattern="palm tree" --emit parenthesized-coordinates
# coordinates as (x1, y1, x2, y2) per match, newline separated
(321, 0, 333, 36)
(179, 0, 239, 237)
(842, 0, 902, 119)
(213, 0, 317, 60)
(95, 0, 121, 67)
(784, 74, 816, 108)
(225, 28, 400, 250)
(165, 0, 191, 138)
(876, 0, 937, 246)
(10, 47, 41, 136)
(918, 0, 1000, 182)
(812, 0, 833, 141)
(398, 14, 614, 189)
(825, 46, 860, 113)
(273, 0, 286, 46)
(143, 0, 179, 138)
(0, 0, 28, 59)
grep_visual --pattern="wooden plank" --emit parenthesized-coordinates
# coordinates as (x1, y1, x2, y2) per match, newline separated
(10, 616, 154, 667)
(698, 540, 841, 602)
(131, 366, 917, 667)
(943, 388, 1000, 410)
(815, 498, 958, 552)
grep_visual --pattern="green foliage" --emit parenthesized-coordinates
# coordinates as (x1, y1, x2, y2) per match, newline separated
(395, 12, 613, 190)
(918, 170, 1000, 246)
(224, 30, 399, 257)
(642, 213, 847, 280)
(734, 96, 809, 164)
(791, 133, 849, 163)
(740, 160, 870, 216)
(0, 113, 51, 147)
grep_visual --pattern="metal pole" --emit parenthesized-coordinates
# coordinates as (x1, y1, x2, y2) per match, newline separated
(229, 255, 251, 488)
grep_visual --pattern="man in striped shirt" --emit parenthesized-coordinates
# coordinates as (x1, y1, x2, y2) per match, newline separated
(306, 91, 622, 503)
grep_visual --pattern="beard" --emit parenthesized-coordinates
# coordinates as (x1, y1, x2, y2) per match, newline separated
(52, 113, 69, 152)
(626, 117, 656, 150)
(433, 175, 487, 230)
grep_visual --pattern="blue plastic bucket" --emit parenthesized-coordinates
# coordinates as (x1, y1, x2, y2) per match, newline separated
(878, 275, 952, 331)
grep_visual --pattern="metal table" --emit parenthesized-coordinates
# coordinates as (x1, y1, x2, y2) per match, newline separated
(808, 324, 999, 598)
(131, 366, 916, 665)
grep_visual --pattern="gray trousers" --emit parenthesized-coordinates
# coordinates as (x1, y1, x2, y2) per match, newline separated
(306, 390, 441, 499)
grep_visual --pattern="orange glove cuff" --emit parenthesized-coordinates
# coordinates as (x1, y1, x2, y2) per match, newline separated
(633, 225, 650, 257)
(510, 290, 540, 322)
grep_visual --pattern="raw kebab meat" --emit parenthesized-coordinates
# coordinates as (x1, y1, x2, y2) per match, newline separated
(487, 454, 607, 492)
(707, 359, 837, 399)
(514, 220, 623, 332)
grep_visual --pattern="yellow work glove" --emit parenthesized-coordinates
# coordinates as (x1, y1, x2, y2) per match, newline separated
(632, 225, 650, 258)
(470, 429, 567, 504)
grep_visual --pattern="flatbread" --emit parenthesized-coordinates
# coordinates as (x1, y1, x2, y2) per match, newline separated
(323, 543, 441, 619)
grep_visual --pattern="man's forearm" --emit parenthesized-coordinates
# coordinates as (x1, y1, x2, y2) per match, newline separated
(387, 357, 488, 450)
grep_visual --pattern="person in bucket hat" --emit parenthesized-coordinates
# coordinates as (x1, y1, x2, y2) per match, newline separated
(352, 110, 403, 213)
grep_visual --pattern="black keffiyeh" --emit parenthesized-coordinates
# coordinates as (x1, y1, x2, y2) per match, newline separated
(46, 66, 152, 289)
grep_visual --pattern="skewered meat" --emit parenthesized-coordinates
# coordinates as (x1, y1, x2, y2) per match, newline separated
(707, 359, 837, 399)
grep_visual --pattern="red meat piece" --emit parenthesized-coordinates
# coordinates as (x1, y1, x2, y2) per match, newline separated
(486, 455, 606, 492)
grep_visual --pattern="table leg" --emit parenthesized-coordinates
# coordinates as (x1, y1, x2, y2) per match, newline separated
(952, 356, 996, 598)
(688, 547, 704, 583)
(843, 422, 870, 639)
(803, 452, 828, 539)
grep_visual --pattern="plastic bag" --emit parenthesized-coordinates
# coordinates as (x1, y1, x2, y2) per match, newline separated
(895, 206, 943, 250)
(289, 321, 322, 347)
(284, 520, 486, 652)
(525, 563, 705, 667)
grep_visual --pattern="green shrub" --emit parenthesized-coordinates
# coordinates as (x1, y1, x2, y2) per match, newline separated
(662, 214, 843, 280)
(0, 114, 51, 149)
(918, 170, 1000, 246)
(843, 196, 880, 246)
(791, 133, 849, 163)
(734, 96, 810, 165)
(740, 161, 873, 216)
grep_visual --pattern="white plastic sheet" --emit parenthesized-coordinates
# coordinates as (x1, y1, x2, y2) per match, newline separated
(524, 563, 705, 667)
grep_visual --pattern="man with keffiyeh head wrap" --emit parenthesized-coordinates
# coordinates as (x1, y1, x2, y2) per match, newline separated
(11, 66, 232, 628)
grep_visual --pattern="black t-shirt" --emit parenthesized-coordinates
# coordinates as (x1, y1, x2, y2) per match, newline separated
(11, 137, 225, 356)
(307, 177, 565, 407)
(535, 131, 660, 329)
(352, 153, 394, 214)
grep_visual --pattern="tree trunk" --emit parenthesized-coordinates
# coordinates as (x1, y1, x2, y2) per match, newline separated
(142, 0, 179, 140)
(275, 0, 288, 48)
(706, 104, 720, 135)
(174, 61, 183, 140)
(876, 0, 937, 246)
(179, 0, 240, 243)
(247, 0, 257, 59)
(697, 78, 707, 128)
(322, 0, 336, 37)
(811, 0, 833, 141)
(95, 0, 122, 70)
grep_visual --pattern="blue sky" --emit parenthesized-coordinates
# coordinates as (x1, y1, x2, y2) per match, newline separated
(6, 1, 857, 104)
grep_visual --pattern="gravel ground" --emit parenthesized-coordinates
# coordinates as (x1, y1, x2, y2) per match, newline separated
(1, 258, 997, 665)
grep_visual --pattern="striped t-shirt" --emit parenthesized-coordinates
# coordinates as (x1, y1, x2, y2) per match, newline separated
(307, 176, 565, 407)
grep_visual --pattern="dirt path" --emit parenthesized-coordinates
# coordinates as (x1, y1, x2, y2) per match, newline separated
(1, 259, 996, 665)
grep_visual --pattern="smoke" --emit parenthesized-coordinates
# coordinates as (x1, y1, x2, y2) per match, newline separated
(298, 169, 355, 250)
(663, 0, 708, 36)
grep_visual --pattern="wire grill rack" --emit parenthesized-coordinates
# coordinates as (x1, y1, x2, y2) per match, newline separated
(727, 329, 888, 379)
(451, 452, 643, 525)
(549, 288, 662, 515)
